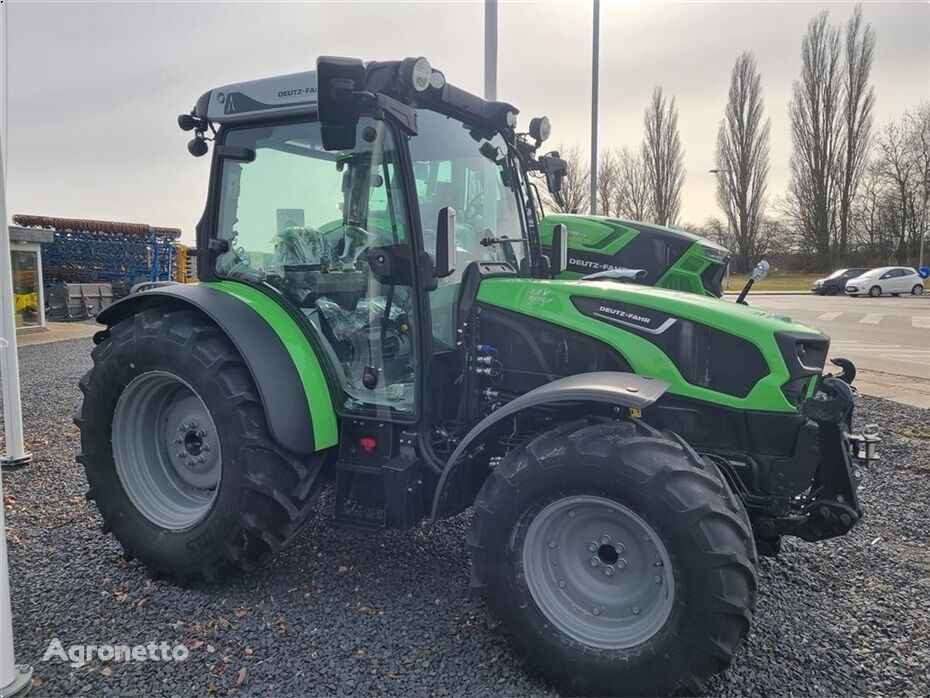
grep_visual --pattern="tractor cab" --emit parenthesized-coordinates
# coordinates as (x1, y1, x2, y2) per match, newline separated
(185, 57, 562, 426)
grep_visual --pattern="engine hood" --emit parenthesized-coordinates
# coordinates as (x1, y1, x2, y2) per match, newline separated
(478, 278, 823, 339)
(475, 277, 825, 413)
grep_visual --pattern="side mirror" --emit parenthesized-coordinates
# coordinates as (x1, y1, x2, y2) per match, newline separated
(317, 56, 366, 151)
(737, 260, 770, 305)
(434, 207, 456, 279)
(550, 223, 568, 278)
(750, 260, 770, 282)
(539, 152, 567, 209)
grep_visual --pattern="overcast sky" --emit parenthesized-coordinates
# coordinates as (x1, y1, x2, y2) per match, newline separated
(2, 1, 928, 242)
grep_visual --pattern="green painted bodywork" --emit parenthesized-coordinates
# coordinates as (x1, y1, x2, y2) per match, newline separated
(539, 214, 728, 297)
(476, 277, 823, 413)
(201, 280, 339, 449)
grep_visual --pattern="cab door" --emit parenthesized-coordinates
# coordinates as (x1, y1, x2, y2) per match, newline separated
(209, 117, 424, 421)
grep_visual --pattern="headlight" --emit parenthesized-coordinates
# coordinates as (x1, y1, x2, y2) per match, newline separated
(813, 280, 822, 287)
(505, 110, 517, 128)
(700, 244, 729, 261)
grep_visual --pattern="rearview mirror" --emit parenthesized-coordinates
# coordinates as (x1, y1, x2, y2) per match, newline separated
(434, 207, 456, 279)
(317, 56, 366, 151)
(539, 152, 567, 209)
(750, 260, 770, 282)
(550, 223, 568, 278)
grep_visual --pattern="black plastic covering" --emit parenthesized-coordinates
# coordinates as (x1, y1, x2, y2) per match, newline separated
(572, 296, 770, 398)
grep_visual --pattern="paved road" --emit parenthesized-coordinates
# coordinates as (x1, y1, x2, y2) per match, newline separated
(745, 292, 930, 407)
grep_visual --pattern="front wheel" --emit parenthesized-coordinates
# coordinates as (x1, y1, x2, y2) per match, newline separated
(868, 285, 882, 297)
(468, 421, 757, 696)
(826, 286, 838, 296)
(913, 284, 924, 295)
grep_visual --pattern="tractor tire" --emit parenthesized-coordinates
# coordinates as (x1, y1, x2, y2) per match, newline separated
(468, 420, 757, 696)
(76, 307, 327, 583)
(868, 285, 882, 297)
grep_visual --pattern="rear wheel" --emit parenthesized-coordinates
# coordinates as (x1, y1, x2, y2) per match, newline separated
(868, 285, 882, 297)
(913, 284, 924, 295)
(468, 421, 757, 696)
(76, 308, 328, 582)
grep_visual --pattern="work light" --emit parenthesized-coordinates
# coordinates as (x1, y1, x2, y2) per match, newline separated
(407, 57, 432, 92)
(529, 116, 551, 143)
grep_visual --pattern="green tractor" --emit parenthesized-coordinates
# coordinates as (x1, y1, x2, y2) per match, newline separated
(77, 56, 879, 695)
(540, 215, 731, 297)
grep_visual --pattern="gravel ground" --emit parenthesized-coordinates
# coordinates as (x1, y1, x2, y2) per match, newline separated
(2, 336, 929, 696)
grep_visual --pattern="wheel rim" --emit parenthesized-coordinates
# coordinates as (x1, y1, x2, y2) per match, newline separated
(522, 495, 675, 650)
(914, 285, 924, 295)
(112, 371, 222, 530)
(869, 286, 881, 297)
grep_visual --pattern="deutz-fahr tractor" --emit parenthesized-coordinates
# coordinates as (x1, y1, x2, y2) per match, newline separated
(77, 56, 879, 695)
(540, 215, 731, 297)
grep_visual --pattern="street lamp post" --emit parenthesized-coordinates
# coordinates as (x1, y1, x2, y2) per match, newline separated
(484, 0, 497, 101)
(589, 0, 600, 215)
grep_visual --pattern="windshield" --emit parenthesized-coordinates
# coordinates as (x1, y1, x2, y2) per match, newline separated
(408, 110, 528, 273)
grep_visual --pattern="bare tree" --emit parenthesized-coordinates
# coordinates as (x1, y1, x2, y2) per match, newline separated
(852, 160, 895, 254)
(874, 120, 918, 262)
(614, 147, 653, 221)
(642, 86, 685, 226)
(596, 149, 619, 217)
(786, 11, 843, 268)
(714, 51, 771, 273)
(837, 4, 876, 260)
(547, 144, 589, 214)
(907, 105, 930, 262)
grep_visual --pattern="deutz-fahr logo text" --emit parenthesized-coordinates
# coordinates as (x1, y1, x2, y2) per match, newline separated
(569, 257, 620, 271)
(597, 305, 652, 325)
(278, 87, 317, 98)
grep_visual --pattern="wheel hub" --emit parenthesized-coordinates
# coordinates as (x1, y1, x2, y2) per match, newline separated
(522, 495, 675, 650)
(112, 371, 222, 530)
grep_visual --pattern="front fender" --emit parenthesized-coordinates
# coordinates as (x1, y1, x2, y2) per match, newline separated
(430, 372, 669, 518)
(97, 282, 338, 454)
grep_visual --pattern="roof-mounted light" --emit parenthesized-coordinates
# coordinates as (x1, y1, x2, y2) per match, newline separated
(399, 56, 433, 93)
(505, 110, 517, 128)
(429, 70, 446, 90)
(529, 116, 551, 143)
(411, 58, 432, 91)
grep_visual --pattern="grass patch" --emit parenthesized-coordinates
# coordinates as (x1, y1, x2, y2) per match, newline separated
(724, 272, 821, 292)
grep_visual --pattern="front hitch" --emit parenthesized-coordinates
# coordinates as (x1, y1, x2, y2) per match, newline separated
(785, 372, 881, 541)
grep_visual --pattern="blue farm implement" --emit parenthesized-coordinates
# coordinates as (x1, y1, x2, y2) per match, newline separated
(13, 215, 182, 298)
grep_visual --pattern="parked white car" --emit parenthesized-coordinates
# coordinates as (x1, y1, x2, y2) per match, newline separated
(845, 266, 924, 297)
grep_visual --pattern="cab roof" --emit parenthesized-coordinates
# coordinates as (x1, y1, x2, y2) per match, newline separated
(191, 59, 518, 132)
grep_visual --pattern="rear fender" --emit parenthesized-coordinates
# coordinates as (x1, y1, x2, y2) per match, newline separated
(97, 282, 338, 454)
(430, 372, 669, 518)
